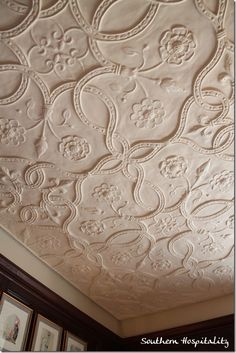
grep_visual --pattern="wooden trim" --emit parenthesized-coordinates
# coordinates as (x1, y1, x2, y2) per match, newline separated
(0, 291, 33, 351)
(30, 314, 63, 351)
(0, 254, 234, 351)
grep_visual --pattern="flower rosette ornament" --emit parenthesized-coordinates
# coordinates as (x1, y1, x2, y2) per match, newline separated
(210, 170, 234, 191)
(130, 98, 165, 128)
(92, 183, 121, 203)
(159, 155, 187, 179)
(0, 118, 26, 146)
(151, 259, 171, 271)
(111, 252, 131, 265)
(80, 220, 104, 236)
(59, 135, 90, 161)
(159, 26, 196, 65)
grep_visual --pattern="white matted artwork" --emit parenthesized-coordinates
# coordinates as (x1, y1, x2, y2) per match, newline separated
(63, 331, 87, 351)
(0, 292, 32, 351)
(31, 314, 62, 352)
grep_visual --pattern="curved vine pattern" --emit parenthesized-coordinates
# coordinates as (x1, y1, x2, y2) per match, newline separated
(0, 0, 40, 39)
(0, 0, 234, 320)
(39, 0, 68, 19)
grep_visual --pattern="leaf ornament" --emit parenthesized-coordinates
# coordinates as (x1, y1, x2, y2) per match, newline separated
(196, 159, 210, 177)
(35, 136, 48, 158)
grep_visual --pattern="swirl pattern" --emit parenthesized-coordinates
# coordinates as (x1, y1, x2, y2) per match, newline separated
(0, 0, 234, 320)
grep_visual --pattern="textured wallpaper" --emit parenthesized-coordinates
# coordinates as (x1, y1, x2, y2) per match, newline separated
(0, 0, 234, 320)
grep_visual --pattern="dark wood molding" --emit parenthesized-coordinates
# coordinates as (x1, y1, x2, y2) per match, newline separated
(0, 254, 234, 351)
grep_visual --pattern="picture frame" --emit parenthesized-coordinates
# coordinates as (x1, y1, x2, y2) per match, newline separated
(0, 292, 33, 351)
(63, 331, 87, 351)
(31, 314, 62, 352)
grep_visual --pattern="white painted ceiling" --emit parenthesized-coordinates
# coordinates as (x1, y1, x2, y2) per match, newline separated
(0, 0, 234, 321)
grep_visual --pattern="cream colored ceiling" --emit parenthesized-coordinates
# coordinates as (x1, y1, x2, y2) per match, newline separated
(0, 0, 234, 321)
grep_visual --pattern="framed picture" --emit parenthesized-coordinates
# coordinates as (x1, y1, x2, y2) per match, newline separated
(0, 292, 33, 351)
(31, 314, 62, 351)
(63, 331, 87, 351)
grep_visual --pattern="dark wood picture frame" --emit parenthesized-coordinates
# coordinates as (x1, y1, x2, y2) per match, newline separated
(31, 314, 62, 352)
(63, 331, 87, 351)
(0, 292, 33, 352)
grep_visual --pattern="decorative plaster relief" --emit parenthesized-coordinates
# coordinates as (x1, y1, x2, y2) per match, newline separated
(0, 0, 234, 320)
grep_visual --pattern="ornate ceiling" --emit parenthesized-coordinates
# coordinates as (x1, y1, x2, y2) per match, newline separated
(0, 0, 234, 320)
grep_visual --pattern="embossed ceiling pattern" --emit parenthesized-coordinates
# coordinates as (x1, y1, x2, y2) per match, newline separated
(0, 0, 234, 320)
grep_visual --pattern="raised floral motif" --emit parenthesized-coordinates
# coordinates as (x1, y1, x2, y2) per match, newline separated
(151, 259, 171, 271)
(59, 136, 90, 161)
(214, 266, 233, 278)
(92, 183, 121, 202)
(149, 216, 178, 236)
(159, 25, 196, 65)
(210, 170, 234, 191)
(80, 220, 104, 236)
(130, 98, 165, 128)
(72, 264, 91, 274)
(39, 236, 61, 250)
(0, 118, 26, 146)
(201, 242, 222, 254)
(28, 22, 88, 78)
(111, 252, 131, 265)
(159, 155, 187, 178)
